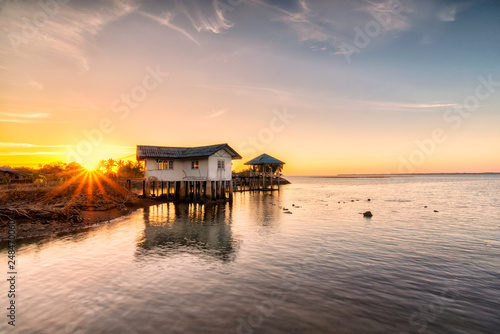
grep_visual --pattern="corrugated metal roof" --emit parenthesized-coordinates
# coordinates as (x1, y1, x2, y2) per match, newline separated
(136, 143, 242, 160)
(244, 154, 285, 165)
(0, 167, 31, 176)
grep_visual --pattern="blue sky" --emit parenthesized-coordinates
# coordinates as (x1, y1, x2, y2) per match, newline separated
(1, 0, 499, 174)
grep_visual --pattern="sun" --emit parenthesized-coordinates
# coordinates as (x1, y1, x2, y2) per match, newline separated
(79, 157, 101, 171)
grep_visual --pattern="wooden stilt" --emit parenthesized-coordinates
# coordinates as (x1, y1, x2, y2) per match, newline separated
(206, 181, 212, 200)
(270, 166, 273, 190)
(229, 179, 233, 201)
(179, 181, 186, 200)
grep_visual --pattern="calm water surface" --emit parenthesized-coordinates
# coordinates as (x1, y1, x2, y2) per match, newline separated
(1, 175, 499, 334)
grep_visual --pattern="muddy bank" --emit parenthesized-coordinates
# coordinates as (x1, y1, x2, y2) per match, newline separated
(0, 181, 166, 241)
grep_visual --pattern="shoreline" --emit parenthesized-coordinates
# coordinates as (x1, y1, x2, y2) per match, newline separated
(0, 176, 292, 242)
(0, 197, 171, 241)
(0, 178, 173, 241)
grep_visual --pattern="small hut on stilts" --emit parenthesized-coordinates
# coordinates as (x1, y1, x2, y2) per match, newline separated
(238, 154, 285, 191)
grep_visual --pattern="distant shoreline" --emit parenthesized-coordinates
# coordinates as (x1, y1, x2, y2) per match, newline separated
(308, 172, 500, 179)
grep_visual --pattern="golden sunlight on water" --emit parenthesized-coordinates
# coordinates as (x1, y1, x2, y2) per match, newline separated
(1, 175, 499, 333)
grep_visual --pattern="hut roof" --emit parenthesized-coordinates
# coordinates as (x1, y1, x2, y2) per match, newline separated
(244, 154, 285, 165)
(0, 167, 31, 176)
(136, 143, 242, 160)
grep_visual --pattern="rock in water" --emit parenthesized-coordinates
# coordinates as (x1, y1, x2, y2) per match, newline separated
(363, 211, 373, 217)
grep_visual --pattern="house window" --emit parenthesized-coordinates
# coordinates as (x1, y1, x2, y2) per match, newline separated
(157, 160, 174, 170)
(217, 160, 225, 170)
(191, 160, 199, 169)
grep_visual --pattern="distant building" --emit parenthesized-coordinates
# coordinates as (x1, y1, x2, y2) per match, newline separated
(136, 143, 242, 182)
(0, 167, 32, 182)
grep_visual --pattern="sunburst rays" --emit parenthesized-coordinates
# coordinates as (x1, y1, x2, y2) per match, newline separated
(44, 167, 129, 209)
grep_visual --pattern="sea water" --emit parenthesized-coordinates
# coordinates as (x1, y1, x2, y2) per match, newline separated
(1, 175, 499, 333)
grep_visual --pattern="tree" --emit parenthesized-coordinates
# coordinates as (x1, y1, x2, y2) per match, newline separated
(38, 161, 66, 179)
(96, 160, 107, 174)
(1, 173, 11, 185)
(116, 160, 144, 179)
(65, 161, 83, 172)
(105, 158, 116, 174)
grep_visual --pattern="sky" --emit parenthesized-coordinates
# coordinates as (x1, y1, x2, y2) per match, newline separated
(0, 0, 499, 175)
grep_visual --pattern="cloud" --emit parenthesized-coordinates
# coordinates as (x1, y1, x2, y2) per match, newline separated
(29, 81, 44, 90)
(248, 0, 412, 57)
(0, 111, 50, 123)
(439, 3, 468, 22)
(360, 100, 462, 112)
(0, 142, 68, 148)
(207, 109, 227, 118)
(200, 50, 243, 63)
(138, 10, 201, 46)
(195, 83, 292, 101)
(0, 112, 49, 118)
(0, 151, 64, 156)
(248, 0, 346, 48)
(1, 0, 139, 72)
(139, 0, 235, 46)
(176, 0, 234, 34)
(359, 0, 412, 31)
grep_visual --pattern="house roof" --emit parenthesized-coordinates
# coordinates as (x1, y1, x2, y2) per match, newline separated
(136, 143, 242, 160)
(0, 167, 31, 176)
(244, 154, 285, 165)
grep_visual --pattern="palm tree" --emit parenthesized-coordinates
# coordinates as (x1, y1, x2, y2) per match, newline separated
(105, 158, 116, 175)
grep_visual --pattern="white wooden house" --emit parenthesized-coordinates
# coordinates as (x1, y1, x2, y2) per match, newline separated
(136, 143, 241, 182)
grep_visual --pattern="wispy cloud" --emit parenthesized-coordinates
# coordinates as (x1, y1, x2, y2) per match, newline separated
(176, 0, 233, 33)
(195, 83, 292, 101)
(200, 50, 243, 63)
(139, 0, 235, 46)
(1, 0, 139, 72)
(248, 0, 412, 56)
(359, 0, 412, 31)
(360, 100, 462, 112)
(207, 109, 227, 118)
(0, 142, 69, 148)
(0, 112, 50, 123)
(0, 151, 64, 156)
(0, 119, 35, 123)
(29, 81, 44, 90)
(249, 0, 332, 43)
(439, 3, 469, 22)
(0, 112, 49, 118)
(138, 10, 201, 46)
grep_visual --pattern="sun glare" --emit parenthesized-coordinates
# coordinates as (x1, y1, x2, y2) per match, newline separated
(80, 158, 100, 171)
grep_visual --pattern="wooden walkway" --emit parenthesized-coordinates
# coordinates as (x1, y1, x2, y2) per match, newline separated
(232, 173, 282, 192)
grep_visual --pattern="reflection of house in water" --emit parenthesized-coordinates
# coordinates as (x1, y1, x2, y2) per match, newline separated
(136, 202, 239, 262)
